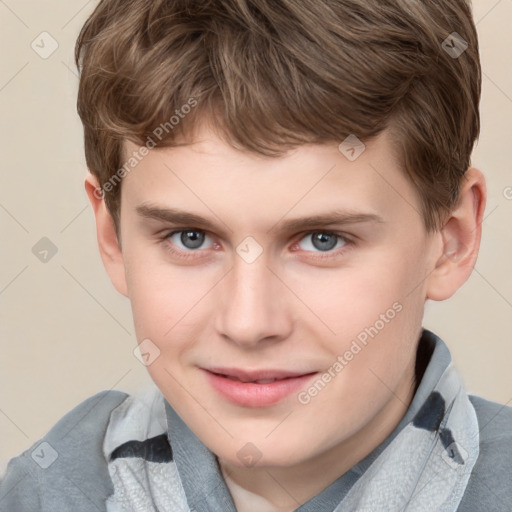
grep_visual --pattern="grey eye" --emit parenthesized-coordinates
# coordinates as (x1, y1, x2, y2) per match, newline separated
(298, 232, 346, 252)
(311, 232, 338, 251)
(170, 230, 208, 250)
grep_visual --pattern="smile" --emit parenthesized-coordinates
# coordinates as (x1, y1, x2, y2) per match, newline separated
(201, 367, 318, 407)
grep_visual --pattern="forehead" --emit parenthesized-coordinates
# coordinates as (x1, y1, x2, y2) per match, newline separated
(120, 126, 421, 234)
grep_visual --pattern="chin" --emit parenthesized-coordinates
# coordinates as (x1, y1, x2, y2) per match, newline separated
(215, 437, 311, 470)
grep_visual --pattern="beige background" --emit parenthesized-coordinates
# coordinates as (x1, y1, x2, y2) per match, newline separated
(1, 1, 511, 473)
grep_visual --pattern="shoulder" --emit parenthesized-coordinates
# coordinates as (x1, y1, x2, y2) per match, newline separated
(458, 394, 512, 511)
(0, 389, 130, 512)
(470, 394, 512, 434)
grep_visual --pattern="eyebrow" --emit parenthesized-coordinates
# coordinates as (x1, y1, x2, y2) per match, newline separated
(135, 203, 384, 234)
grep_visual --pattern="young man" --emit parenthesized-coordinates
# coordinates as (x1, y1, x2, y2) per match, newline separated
(1, 0, 510, 510)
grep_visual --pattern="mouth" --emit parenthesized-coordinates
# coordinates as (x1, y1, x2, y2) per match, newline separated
(221, 376, 290, 384)
(201, 367, 318, 407)
(205, 366, 315, 382)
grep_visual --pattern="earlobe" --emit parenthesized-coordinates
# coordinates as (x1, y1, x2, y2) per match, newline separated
(84, 173, 129, 297)
(425, 168, 486, 301)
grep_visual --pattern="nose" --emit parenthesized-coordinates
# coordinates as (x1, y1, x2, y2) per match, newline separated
(215, 253, 293, 349)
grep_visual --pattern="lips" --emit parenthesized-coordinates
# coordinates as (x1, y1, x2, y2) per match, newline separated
(202, 367, 318, 407)
(205, 367, 313, 383)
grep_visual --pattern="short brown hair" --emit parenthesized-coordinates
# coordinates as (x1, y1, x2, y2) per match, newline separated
(75, 0, 481, 232)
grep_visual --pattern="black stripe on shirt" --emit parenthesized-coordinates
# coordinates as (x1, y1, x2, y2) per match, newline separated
(110, 433, 173, 463)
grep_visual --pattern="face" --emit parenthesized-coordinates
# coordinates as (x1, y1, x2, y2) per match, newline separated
(115, 125, 441, 469)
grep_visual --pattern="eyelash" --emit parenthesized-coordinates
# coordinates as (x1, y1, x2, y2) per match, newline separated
(160, 229, 355, 261)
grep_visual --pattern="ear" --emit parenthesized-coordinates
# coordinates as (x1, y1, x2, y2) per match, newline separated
(84, 173, 128, 297)
(426, 168, 487, 301)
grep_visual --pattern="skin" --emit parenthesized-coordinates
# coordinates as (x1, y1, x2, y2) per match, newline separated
(85, 124, 486, 512)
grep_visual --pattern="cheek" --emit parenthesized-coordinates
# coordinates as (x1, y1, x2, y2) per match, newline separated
(294, 246, 425, 395)
(285, 246, 423, 342)
(123, 244, 187, 328)
(128, 276, 174, 339)
(125, 253, 217, 360)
